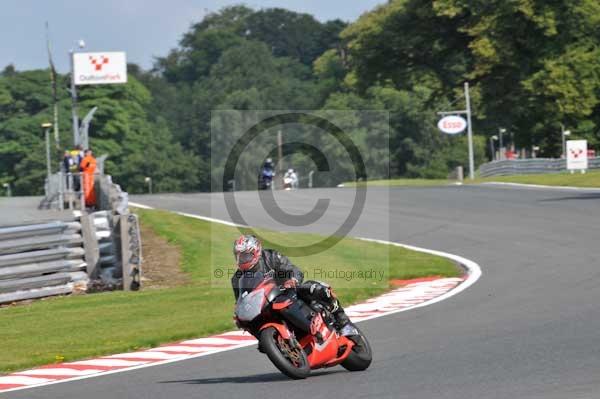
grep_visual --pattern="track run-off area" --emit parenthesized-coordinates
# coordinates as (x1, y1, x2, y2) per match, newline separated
(5, 184, 600, 399)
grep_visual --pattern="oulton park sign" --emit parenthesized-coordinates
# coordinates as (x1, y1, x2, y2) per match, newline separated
(73, 52, 127, 85)
(437, 115, 467, 135)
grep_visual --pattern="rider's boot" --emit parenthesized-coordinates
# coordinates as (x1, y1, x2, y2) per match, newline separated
(332, 305, 358, 336)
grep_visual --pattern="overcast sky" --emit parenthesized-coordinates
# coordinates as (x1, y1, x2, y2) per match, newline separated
(0, 0, 384, 73)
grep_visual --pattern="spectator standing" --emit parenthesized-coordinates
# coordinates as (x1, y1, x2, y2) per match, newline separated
(62, 150, 73, 173)
(80, 149, 97, 208)
(70, 145, 84, 170)
(62, 150, 74, 189)
(70, 145, 84, 191)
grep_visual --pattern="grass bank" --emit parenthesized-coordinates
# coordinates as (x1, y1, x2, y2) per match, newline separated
(472, 170, 600, 188)
(343, 170, 600, 189)
(0, 209, 460, 373)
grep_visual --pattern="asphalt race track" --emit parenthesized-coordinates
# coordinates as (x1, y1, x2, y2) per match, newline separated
(7, 184, 600, 399)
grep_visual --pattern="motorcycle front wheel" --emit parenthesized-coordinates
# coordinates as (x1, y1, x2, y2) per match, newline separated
(340, 325, 373, 371)
(260, 327, 310, 379)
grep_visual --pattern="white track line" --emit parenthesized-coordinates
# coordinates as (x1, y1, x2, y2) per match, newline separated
(131, 200, 482, 331)
(147, 346, 210, 353)
(66, 359, 150, 367)
(0, 376, 53, 385)
(103, 352, 184, 360)
(355, 238, 481, 319)
(17, 369, 102, 377)
(129, 201, 482, 318)
(0, 202, 481, 394)
(480, 181, 600, 192)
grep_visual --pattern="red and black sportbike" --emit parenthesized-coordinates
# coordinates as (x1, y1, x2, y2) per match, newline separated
(234, 270, 372, 379)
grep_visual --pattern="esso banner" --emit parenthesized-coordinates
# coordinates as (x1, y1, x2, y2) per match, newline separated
(73, 52, 127, 85)
(438, 115, 467, 134)
(566, 140, 588, 170)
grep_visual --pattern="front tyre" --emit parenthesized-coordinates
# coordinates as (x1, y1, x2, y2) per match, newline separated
(260, 327, 310, 379)
(341, 325, 372, 371)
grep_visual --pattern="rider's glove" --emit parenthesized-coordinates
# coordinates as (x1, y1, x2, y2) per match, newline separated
(282, 278, 298, 290)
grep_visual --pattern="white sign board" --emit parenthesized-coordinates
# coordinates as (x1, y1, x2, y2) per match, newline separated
(438, 115, 467, 134)
(566, 140, 588, 170)
(73, 52, 127, 85)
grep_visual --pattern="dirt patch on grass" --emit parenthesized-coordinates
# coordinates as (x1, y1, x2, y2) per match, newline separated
(140, 221, 190, 288)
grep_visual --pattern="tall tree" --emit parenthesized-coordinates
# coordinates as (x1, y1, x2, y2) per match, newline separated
(339, 0, 600, 157)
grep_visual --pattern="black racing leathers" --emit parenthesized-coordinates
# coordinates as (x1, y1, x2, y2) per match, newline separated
(232, 249, 313, 333)
(232, 249, 303, 301)
(232, 249, 351, 334)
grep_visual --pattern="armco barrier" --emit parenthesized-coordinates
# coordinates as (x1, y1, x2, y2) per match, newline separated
(97, 174, 129, 216)
(120, 213, 142, 291)
(6, 163, 140, 303)
(39, 172, 142, 293)
(479, 157, 600, 177)
(95, 175, 141, 291)
(0, 220, 88, 304)
(0, 210, 120, 304)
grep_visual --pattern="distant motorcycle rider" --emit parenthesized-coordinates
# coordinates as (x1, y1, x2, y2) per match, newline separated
(231, 235, 355, 338)
(263, 158, 275, 173)
(259, 158, 275, 190)
(283, 168, 298, 189)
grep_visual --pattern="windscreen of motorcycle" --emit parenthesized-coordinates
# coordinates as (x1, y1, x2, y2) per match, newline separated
(238, 270, 267, 294)
(235, 288, 266, 321)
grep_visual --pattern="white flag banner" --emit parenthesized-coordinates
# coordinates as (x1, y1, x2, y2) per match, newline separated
(566, 140, 588, 170)
(73, 52, 127, 85)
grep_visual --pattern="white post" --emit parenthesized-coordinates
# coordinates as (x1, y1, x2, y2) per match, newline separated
(560, 124, 571, 159)
(277, 130, 283, 189)
(498, 128, 505, 159)
(45, 127, 51, 180)
(70, 50, 79, 146)
(464, 82, 475, 180)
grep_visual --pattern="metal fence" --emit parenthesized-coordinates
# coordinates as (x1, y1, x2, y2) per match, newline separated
(42, 172, 99, 211)
(0, 220, 87, 303)
(0, 210, 119, 304)
(43, 172, 129, 213)
(120, 213, 142, 291)
(1, 171, 141, 304)
(478, 157, 600, 177)
(97, 174, 129, 215)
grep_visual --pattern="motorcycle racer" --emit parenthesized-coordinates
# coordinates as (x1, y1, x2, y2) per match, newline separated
(231, 234, 355, 336)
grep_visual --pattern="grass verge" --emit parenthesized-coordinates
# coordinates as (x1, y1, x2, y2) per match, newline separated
(0, 208, 460, 373)
(472, 170, 600, 188)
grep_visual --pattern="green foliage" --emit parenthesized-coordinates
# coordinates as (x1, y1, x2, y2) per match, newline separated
(5, 2, 600, 193)
(0, 68, 198, 195)
(340, 0, 600, 159)
(0, 69, 64, 195)
(240, 8, 346, 66)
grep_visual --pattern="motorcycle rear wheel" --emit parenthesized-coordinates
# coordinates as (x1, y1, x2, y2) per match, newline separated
(260, 327, 310, 379)
(341, 326, 372, 371)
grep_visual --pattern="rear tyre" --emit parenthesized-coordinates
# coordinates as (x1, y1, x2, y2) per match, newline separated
(341, 325, 372, 371)
(260, 327, 310, 379)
